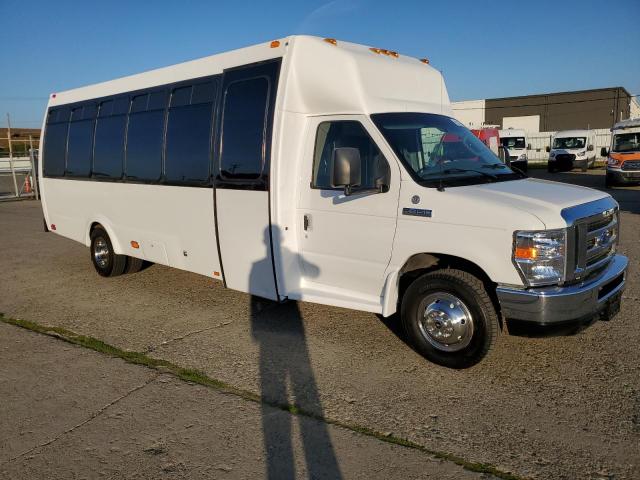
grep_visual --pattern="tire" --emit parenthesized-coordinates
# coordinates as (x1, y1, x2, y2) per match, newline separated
(90, 226, 126, 277)
(547, 164, 556, 173)
(125, 256, 145, 274)
(605, 173, 614, 189)
(400, 269, 499, 369)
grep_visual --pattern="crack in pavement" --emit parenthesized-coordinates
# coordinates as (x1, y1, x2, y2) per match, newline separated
(144, 300, 284, 353)
(1, 373, 160, 466)
(145, 321, 234, 353)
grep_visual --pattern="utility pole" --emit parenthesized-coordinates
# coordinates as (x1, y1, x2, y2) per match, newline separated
(6, 113, 20, 198)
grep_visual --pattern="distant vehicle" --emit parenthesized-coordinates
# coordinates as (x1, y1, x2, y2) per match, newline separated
(601, 118, 640, 187)
(499, 128, 529, 172)
(470, 127, 500, 156)
(546, 130, 596, 172)
(39, 36, 627, 368)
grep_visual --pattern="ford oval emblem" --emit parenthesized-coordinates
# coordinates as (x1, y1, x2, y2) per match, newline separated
(411, 195, 420, 204)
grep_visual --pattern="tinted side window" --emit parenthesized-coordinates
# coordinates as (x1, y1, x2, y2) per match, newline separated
(125, 110, 164, 181)
(312, 121, 390, 190)
(93, 115, 126, 178)
(43, 122, 68, 176)
(66, 119, 94, 177)
(165, 103, 213, 183)
(220, 78, 269, 180)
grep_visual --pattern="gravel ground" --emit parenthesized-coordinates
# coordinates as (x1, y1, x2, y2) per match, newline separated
(0, 168, 638, 479)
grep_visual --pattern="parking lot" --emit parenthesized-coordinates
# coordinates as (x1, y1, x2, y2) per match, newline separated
(1, 167, 638, 479)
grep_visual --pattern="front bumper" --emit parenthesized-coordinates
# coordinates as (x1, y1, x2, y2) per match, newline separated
(607, 167, 640, 184)
(496, 254, 627, 326)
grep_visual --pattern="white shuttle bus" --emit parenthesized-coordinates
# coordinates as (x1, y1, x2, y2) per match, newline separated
(40, 36, 627, 368)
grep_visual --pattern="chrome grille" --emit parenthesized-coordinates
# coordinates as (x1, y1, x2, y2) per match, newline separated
(562, 198, 619, 284)
(622, 160, 640, 171)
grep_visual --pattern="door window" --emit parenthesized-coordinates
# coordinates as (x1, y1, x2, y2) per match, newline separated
(219, 77, 269, 180)
(312, 121, 390, 190)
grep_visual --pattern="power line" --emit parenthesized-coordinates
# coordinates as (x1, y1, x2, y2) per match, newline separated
(452, 94, 639, 110)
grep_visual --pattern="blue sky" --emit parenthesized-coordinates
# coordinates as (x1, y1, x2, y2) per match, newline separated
(1, 0, 638, 128)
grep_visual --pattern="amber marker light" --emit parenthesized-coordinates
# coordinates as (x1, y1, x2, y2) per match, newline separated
(514, 247, 538, 260)
(213, 271, 221, 277)
(324, 38, 337, 45)
(420, 58, 430, 64)
(370, 47, 382, 54)
(270, 40, 280, 48)
(131, 241, 140, 249)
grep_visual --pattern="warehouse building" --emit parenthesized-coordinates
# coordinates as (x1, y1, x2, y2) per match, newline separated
(452, 87, 638, 132)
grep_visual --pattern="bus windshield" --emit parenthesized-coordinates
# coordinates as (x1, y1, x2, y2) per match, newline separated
(371, 113, 522, 187)
(612, 132, 640, 153)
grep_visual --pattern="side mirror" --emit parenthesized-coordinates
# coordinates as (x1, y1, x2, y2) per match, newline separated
(545, 146, 550, 153)
(527, 143, 532, 150)
(587, 144, 594, 151)
(600, 147, 608, 157)
(331, 147, 361, 194)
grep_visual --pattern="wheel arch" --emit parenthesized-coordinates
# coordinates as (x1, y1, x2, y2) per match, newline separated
(85, 218, 123, 254)
(381, 253, 498, 318)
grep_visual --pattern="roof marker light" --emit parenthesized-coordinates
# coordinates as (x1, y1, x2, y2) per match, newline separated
(324, 38, 337, 45)
(420, 58, 430, 64)
(370, 47, 382, 54)
(131, 241, 140, 249)
(270, 40, 280, 48)
(387, 51, 399, 58)
(51, 94, 57, 98)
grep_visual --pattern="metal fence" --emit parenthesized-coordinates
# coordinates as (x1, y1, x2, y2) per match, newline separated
(0, 126, 39, 200)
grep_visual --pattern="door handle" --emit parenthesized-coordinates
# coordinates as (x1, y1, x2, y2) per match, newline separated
(303, 214, 310, 231)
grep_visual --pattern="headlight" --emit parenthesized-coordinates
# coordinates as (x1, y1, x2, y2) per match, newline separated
(577, 150, 586, 156)
(513, 229, 566, 286)
(549, 152, 556, 158)
(607, 157, 621, 167)
(518, 153, 527, 160)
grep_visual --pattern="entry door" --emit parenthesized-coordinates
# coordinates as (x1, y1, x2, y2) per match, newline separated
(298, 116, 400, 306)
(214, 61, 281, 300)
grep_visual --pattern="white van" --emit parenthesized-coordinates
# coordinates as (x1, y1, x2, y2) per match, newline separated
(547, 129, 597, 172)
(601, 118, 640, 187)
(498, 128, 529, 172)
(39, 36, 627, 368)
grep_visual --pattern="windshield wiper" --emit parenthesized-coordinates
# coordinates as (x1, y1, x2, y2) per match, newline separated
(440, 168, 498, 180)
(481, 163, 507, 169)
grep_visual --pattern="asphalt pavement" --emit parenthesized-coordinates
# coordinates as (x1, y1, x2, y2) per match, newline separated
(0, 167, 638, 479)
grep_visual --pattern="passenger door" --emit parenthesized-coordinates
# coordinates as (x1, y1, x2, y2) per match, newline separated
(298, 116, 400, 309)
(214, 61, 281, 300)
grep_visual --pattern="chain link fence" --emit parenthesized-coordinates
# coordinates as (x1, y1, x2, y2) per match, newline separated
(0, 127, 39, 201)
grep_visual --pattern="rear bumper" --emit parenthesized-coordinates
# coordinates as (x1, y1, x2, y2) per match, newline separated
(496, 254, 627, 326)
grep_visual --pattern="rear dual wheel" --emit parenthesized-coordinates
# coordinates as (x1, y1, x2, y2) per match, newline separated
(90, 226, 144, 277)
(401, 269, 499, 369)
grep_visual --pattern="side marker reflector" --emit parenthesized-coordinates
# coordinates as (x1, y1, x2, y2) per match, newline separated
(270, 40, 280, 48)
(131, 241, 140, 249)
(50, 224, 56, 230)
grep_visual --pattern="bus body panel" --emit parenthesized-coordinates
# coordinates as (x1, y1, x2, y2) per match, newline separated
(42, 179, 220, 277)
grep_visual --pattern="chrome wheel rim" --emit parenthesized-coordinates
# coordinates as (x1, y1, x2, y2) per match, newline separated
(418, 292, 474, 352)
(93, 238, 109, 269)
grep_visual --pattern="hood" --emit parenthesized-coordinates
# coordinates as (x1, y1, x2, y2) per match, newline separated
(456, 178, 609, 229)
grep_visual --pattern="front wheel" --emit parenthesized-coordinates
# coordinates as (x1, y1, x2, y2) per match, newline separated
(605, 172, 615, 189)
(401, 269, 499, 369)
